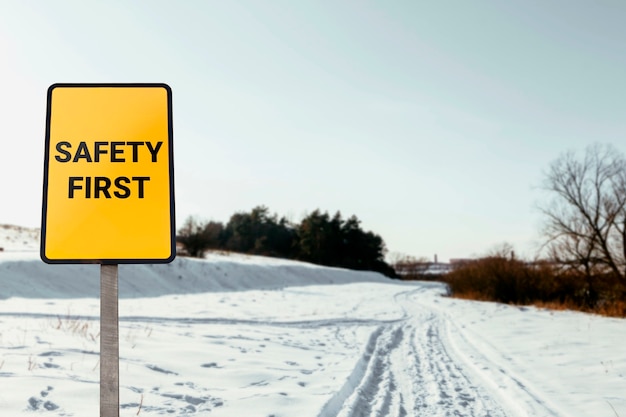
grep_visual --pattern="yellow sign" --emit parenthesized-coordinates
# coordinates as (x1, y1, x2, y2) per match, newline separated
(41, 84, 175, 264)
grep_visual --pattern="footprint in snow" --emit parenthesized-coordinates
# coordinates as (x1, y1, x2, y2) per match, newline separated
(146, 364, 178, 375)
(39, 351, 63, 357)
(29, 386, 58, 411)
(201, 362, 222, 368)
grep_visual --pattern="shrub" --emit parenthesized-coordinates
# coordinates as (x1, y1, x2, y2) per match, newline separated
(442, 256, 626, 317)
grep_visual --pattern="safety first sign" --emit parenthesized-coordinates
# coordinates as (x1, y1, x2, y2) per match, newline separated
(41, 84, 175, 264)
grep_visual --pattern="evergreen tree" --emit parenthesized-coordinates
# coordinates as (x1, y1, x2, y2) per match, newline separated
(180, 206, 395, 277)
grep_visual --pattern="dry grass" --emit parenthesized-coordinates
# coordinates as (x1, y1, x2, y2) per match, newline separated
(533, 300, 579, 311)
(452, 293, 626, 318)
(595, 299, 626, 318)
(443, 257, 626, 318)
(51, 313, 99, 342)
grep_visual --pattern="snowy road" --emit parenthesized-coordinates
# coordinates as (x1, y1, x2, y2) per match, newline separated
(318, 286, 507, 417)
(316, 285, 569, 417)
(1, 252, 625, 416)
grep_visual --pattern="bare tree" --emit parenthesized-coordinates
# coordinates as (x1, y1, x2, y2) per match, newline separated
(388, 252, 431, 278)
(486, 242, 516, 260)
(177, 216, 224, 258)
(540, 144, 626, 283)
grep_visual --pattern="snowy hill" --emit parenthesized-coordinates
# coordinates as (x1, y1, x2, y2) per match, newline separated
(0, 224, 624, 417)
(0, 252, 389, 299)
(0, 224, 389, 299)
(0, 224, 40, 252)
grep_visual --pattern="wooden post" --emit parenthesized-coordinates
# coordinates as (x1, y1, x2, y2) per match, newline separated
(100, 264, 119, 417)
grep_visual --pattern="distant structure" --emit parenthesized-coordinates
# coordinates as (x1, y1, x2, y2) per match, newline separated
(394, 255, 453, 279)
(449, 258, 473, 266)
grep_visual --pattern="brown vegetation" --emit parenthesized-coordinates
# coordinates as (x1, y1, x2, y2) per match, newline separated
(441, 256, 626, 318)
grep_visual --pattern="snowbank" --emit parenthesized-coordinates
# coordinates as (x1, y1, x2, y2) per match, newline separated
(0, 251, 390, 299)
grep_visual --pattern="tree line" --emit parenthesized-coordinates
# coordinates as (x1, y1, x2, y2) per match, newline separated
(177, 206, 396, 277)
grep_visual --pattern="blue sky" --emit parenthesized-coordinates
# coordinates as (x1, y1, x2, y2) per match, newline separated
(1, 1, 626, 261)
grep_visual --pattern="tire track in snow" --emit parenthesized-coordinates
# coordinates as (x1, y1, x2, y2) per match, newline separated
(318, 288, 510, 417)
(317, 324, 412, 417)
(439, 311, 567, 417)
(410, 313, 507, 416)
(0, 311, 401, 329)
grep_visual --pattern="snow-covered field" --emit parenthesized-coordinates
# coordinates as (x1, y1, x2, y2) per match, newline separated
(0, 226, 625, 416)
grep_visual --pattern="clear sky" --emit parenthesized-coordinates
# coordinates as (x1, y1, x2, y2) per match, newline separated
(2, 1, 626, 262)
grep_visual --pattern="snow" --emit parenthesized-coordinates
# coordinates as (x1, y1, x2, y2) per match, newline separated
(0, 225, 625, 416)
(0, 224, 40, 252)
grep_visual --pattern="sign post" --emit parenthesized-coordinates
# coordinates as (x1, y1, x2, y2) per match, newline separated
(41, 84, 175, 416)
(100, 264, 119, 417)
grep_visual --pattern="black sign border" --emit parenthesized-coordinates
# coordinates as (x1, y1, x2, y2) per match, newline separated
(41, 83, 176, 265)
